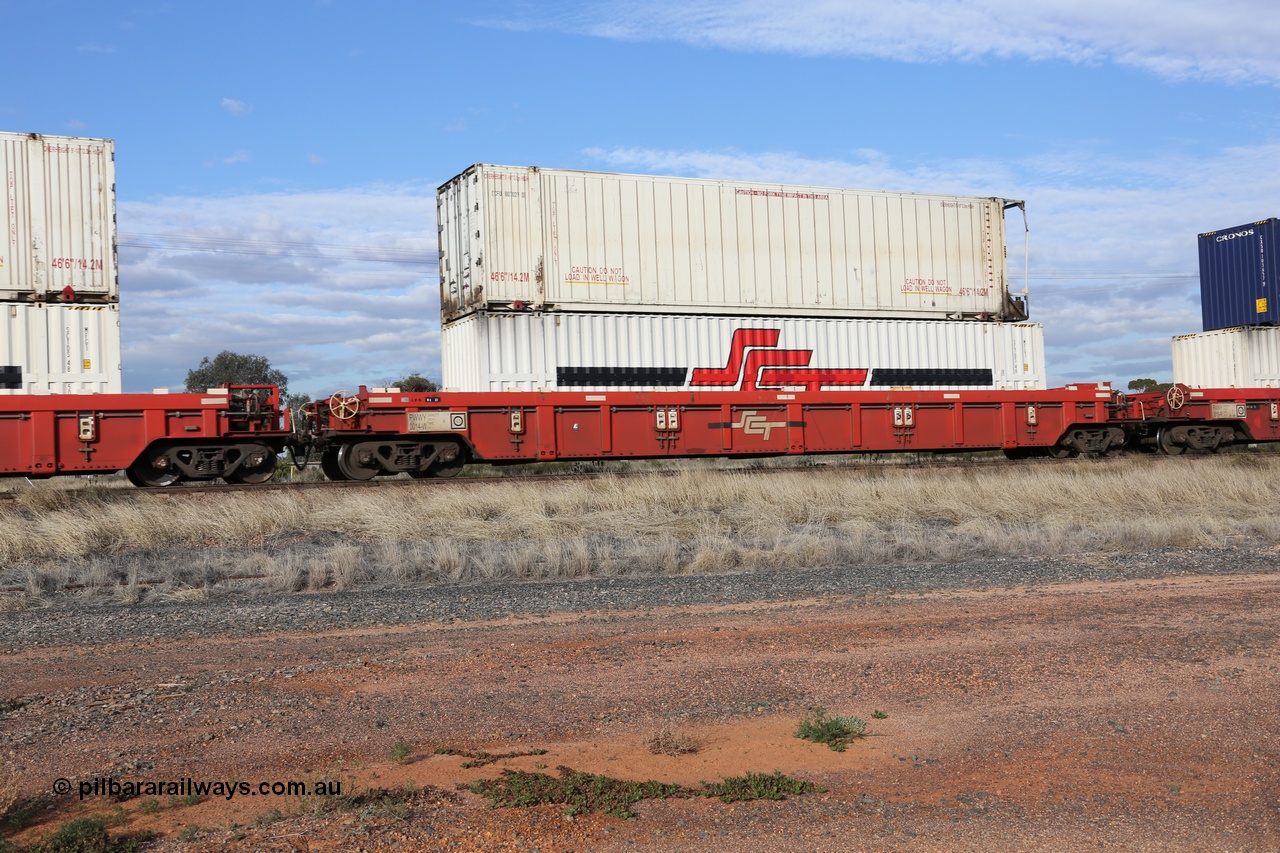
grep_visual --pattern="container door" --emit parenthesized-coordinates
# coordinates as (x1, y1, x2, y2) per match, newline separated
(0, 135, 39, 298)
(438, 168, 478, 322)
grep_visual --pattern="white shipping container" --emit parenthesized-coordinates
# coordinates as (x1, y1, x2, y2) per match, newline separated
(438, 165, 1027, 323)
(0, 302, 122, 394)
(442, 312, 1045, 393)
(1172, 326, 1280, 389)
(0, 132, 117, 300)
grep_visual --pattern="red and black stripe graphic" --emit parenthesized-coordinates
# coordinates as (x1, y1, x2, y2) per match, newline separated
(556, 330, 995, 390)
(557, 366, 690, 387)
(868, 368, 993, 386)
(0, 366, 21, 390)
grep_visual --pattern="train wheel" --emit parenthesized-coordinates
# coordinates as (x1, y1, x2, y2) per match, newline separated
(125, 456, 180, 488)
(1158, 428, 1185, 455)
(1047, 445, 1075, 459)
(226, 459, 276, 485)
(320, 449, 346, 481)
(430, 442, 467, 478)
(429, 456, 466, 478)
(407, 441, 468, 478)
(336, 443, 379, 481)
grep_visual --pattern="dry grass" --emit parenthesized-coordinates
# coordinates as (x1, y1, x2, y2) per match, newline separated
(644, 725, 702, 756)
(3, 454, 1280, 604)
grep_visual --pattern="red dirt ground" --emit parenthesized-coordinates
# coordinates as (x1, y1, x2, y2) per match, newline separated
(3, 572, 1279, 851)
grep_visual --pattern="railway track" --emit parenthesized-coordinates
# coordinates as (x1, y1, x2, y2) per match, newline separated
(0, 449, 1223, 503)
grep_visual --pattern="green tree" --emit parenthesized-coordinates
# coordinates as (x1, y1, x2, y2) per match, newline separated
(185, 351, 289, 396)
(387, 372, 440, 392)
(285, 392, 312, 412)
(1127, 378, 1172, 394)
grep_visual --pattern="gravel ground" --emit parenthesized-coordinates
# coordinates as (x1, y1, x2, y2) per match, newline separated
(5, 544, 1276, 650)
(2, 546, 1279, 852)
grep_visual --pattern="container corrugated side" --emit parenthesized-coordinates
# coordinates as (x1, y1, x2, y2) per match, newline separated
(0, 132, 117, 301)
(0, 302, 122, 394)
(1172, 326, 1280, 388)
(1198, 218, 1279, 331)
(441, 312, 1045, 393)
(438, 165, 1026, 323)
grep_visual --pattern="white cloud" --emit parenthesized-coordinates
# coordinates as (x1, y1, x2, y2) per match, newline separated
(220, 97, 251, 115)
(505, 0, 1280, 85)
(117, 184, 438, 395)
(222, 150, 251, 165)
(64, 119, 86, 131)
(77, 42, 116, 54)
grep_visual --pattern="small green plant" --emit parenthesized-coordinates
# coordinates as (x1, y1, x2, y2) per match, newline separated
(387, 741, 413, 764)
(22, 817, 154, 853)
(168, 792, 203, 808)
(794, 707, 868, 752)
(254, 807, 284, 826)
(3, 803, 35, 830)
(871, 710, 889, 719)
(699, 771, 824, 803)
(176, 824, 205, 842)
(134, 798, 162, 815)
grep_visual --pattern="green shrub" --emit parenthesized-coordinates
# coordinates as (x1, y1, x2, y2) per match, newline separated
(794, 707, 867, 752)
(461, 766, 823, 818)
(462, 766, 686, 819)
(699, 771, 823, 803)
(23, 817, 154, 853)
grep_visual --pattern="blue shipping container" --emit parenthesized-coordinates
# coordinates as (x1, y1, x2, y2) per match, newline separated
(1199, 218, 1280, 331)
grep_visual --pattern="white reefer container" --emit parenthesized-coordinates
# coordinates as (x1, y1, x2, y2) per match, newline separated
(438, 165, 1027, 324)
(1172, 326, 1280, 389)
(0, 132, 117, 301)
(0, 302, 122, 394)
(441, 312, 1045, 393)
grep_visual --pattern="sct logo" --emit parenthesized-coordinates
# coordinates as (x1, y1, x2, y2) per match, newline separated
(1215, 229, 1255, 242)
(729, 410, 788, 440)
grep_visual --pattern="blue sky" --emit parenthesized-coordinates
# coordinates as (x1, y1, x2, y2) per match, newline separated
(4, 0, 1279, 394)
